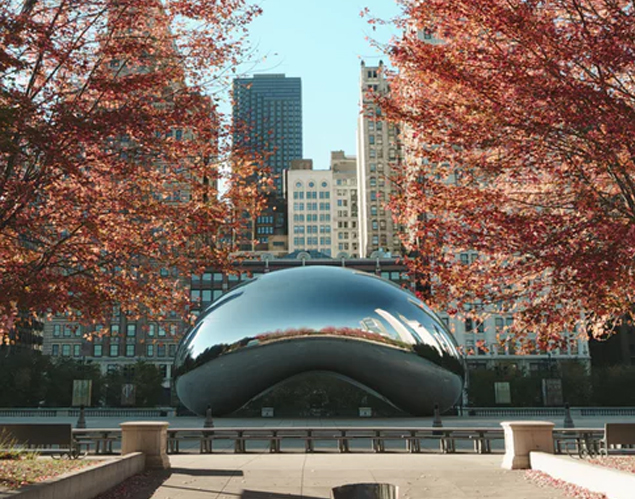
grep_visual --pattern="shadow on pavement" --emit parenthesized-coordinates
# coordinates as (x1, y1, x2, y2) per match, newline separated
(242, 491, 324, 499)
(169, 467, 244, 477)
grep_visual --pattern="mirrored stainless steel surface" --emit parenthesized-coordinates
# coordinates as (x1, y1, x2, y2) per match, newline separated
(175, 266, 465, 416)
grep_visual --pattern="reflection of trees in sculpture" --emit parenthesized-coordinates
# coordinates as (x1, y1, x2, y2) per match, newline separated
(175, 327, 465, 377)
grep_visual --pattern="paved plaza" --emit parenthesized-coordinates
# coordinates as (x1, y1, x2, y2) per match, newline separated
(101, 453, 569, 499)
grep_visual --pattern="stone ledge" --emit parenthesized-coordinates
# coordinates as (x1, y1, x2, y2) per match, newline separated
(0, 452, 145, 499)
(530, 451, 635, 499)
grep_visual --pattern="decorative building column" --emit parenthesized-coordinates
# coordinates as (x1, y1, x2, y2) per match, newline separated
(121, 422, 170, 469)
(500, 421, 554, 470)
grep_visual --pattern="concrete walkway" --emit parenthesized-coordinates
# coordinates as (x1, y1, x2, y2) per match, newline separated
(137, 454, 567, 499)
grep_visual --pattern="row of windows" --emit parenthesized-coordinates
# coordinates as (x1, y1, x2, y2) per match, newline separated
(336, 179, 356, 186)
(293, 225, 331, 234)
(192, 273, 248, 283)
(368, 148, 398, 160)
(257, 226, 274, 235)
(369, 177, 386, 188)
(54, 322, 178, 338)
(293, 202, 331, 211)
(368, 121, 383, 132)
(369, 163, 385, 173)
(191, 289, 224, 303)
(51, 343, 177, 358)
(293, 237, 331, 246)
(294, 181, 329, 189)
(293, 214, 331, 222)
(293, 191, 330, 200)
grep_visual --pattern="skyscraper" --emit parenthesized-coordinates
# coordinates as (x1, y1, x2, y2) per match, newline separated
(356, 61, 403, 258)
(233, 74, 303, 250)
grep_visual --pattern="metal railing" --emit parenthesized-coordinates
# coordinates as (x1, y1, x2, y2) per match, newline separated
(0, 408, 175, 418)
(69, 426, 603, 456)
(462, 406, 635, 417)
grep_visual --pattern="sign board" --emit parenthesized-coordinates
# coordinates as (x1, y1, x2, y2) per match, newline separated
(72, 380, 92, 407)
(261, 407, 274, 417)
(494, 382, 511, 405)
(542, 378, 563, 407)
(121, 384, 136, 406)
(359, 407, 372, 417)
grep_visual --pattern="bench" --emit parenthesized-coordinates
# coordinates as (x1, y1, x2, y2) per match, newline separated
(72, 429, 119, 454)
(600, 423, 635, 456)
(0, 424, 80, 458)
(554, 430, 602, 457)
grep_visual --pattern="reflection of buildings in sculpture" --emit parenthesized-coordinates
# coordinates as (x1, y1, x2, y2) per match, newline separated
(175, 266, 465, 416)
(359, 317, 391, 338)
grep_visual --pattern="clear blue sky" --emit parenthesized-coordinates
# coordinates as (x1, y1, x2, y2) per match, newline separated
(230, 0, 402, 169)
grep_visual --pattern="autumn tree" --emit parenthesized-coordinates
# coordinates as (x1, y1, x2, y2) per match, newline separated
(381, 0, 635, 349)
(0, 0, 263, 340)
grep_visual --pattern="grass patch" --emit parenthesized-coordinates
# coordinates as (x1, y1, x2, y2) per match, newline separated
(0, 457, 94, 490)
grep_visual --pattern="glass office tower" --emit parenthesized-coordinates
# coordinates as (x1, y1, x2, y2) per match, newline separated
(233, 74, 303, 249)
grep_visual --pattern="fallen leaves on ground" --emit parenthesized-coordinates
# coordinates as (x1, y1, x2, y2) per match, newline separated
(94, 469, 170, 499)
(525, 470, 607, 499)
(0, 457, 94, 490)
(587, 456, 635, 474)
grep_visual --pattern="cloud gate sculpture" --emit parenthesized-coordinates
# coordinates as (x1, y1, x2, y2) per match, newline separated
(174, 266, 465, 416)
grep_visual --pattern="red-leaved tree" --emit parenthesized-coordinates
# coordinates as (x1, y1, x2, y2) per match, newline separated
(382, 0, 635, 349)
(0, 0, 263, 341)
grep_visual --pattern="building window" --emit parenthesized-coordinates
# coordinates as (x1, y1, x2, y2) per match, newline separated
(63, 325, 71, 337)
(158, 325, 166, 337)
(148, 323, 156, 337)
(146, 344, 154, 357)
(127, 324, 136, 337)
(93, 344, 102, 357)
(53, 324, 61, 337)
(110, 344, 119, 357)
(169, 344, 176, 357)
(62, 344, 71, 356)
(126, 344, 135, 357)
(52, 344, 59, 356)
(157, 344, 166, 357)
(202, 290, 212, 303)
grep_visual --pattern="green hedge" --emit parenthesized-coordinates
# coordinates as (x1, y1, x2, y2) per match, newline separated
(467, 362, 635, 407)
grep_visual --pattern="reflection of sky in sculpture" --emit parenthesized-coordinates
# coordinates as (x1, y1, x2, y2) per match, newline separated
(175, 266, 465, 416)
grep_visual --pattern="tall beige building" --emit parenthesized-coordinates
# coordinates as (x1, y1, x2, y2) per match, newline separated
(331, 151, 359, 258)
(286, 152, 359, 258)
(356, 61, 403, 257)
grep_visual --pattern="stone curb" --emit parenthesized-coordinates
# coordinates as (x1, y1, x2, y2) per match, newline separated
(0, 452, 145, 499)
(530, 451, 635, 499)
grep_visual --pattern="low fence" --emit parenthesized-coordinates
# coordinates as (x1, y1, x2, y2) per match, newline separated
(69, 426, 604, 456)
(461, 406, 635, 417)
(0, 408, 176, 418)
